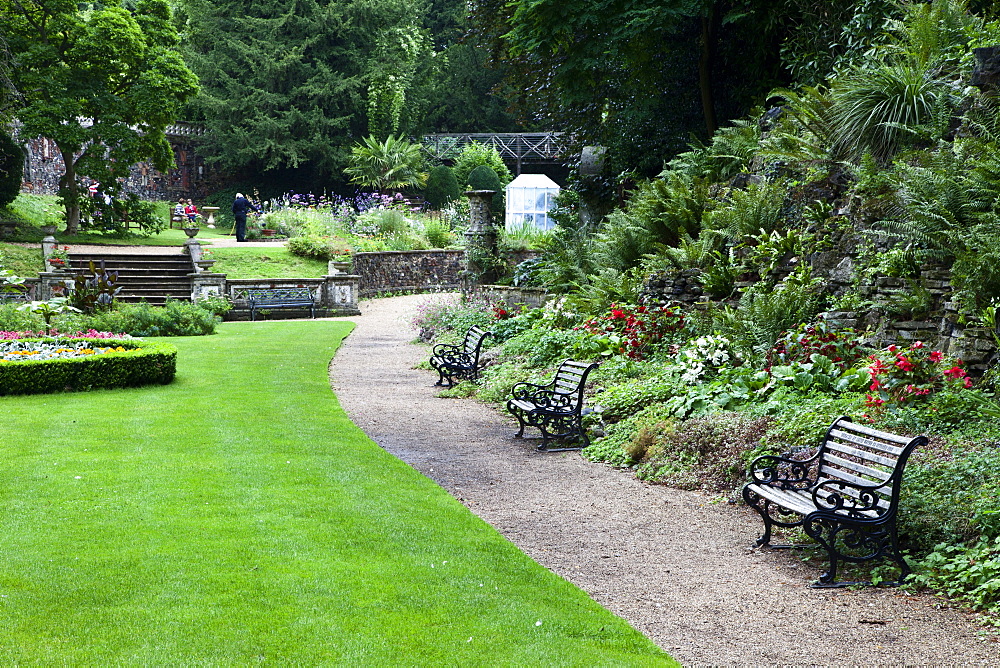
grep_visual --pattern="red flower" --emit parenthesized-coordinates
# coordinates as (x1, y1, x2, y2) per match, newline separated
(943, 366, 966, 379)
(895, 358, 914, 372)
(964, 377, 973, 389)
(929, 351, 943, 363)
(912, 341, 925, 349)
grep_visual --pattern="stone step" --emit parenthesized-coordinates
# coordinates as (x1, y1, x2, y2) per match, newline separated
(63, 252, 195, 305)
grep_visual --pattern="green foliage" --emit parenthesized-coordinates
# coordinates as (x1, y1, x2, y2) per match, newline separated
(636, 412, 774, 492)
(583, 403, 679, 468)
(286, 235, 352, 261)
(452, 143, 513, 189)
(501, 327, 589, 368)
(466, 165, 505, 215)
(705, 180, 788, 244)
(715, 278, 825, 363)
(423, 166, 461, 209)
(592, 173, 709, 273)
(910, 536, 1000, 617)
(901, 445, 1000, 551)
(668, 118, 762, 182)
(0, 338, 176, 395)
(828, 60, 952, 162)
(0, 131, 24, 208)
(344, 135, 427, 193)
(83, 300, 218, 336)
(2, 0, 198, 233)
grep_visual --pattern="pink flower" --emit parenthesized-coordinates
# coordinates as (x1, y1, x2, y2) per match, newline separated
(964, 377, 973, 389)
(912, 341, 925, 349)
(929, 351, 943, 363)
(887, 345, 898, 353)
(943, 366, 967, 379)
(895, 358, 914, 372)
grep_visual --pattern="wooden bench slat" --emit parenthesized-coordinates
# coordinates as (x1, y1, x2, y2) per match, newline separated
(825, 441, 899, 468)
(828, 428, 904, 456)
(818, 463, 892, 492)
(834, 421, 913, 445)
(822, 452, 892, 483)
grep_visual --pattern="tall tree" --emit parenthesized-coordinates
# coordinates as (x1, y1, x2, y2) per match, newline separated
(179, 0, 511, 188)
(470, 0, 791, 177)
(1, 0, 199, 232)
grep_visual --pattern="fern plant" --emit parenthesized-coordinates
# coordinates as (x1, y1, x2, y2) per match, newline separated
(704, 180, 788, 244)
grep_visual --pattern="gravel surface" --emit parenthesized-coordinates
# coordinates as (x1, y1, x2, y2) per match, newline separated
(330, 294, 997, 666)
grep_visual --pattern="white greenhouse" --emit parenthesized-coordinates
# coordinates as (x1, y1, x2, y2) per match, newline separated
(504, 173, 560, 230)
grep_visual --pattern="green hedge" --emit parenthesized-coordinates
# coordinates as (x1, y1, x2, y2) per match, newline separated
(0, 338, 177, 395)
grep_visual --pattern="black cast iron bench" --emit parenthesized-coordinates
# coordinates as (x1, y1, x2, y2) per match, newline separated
(246, 287, 316, 321)
(742, 416, 926, 588)
(430, 325, 493, 387)
(507, 359, 599, 451)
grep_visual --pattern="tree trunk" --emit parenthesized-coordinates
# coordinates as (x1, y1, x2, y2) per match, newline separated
(698, 13, 718, 137)
(58, 145, 81, 235)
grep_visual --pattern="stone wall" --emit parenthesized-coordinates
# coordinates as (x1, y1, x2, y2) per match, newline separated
(17, 126, 224, 202)
(470, 285, 550, 310)
(353, 250, 465, 297)
(639, 263, 998, 374)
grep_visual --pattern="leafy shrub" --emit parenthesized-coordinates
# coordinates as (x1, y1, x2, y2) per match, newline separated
(423, 165, 461, 209)
(910, 536, 1000, 617)
(864, 341, 969, 413)
(500, 327, 590, 368)
(286, 234, 352, 260)
(575, 303, 686, 360)
(0, 303, 45, 331)
(452, 142, 512, 190)
(84, 301, 218, 337)
(637, 412, 774, 492)
(476, 360, 539, 404)
(583, 402, 679, 467)
(466, 165, 505, 216)
(899, 444, 1000, 551)
(592, 369, 686, 423)
(420, 218, 456, 248)
(768, 321, 866, 371)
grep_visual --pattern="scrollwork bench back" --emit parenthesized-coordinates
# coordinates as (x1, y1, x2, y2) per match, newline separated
(742, 416, 926, 588)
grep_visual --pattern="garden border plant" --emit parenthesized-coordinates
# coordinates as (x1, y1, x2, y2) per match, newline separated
(0, 338, 176, 395)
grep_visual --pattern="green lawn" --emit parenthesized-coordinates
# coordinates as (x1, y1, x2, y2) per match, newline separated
(0, 321, 673, 665)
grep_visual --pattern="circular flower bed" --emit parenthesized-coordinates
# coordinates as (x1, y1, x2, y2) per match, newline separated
(0, 337, 177, 395)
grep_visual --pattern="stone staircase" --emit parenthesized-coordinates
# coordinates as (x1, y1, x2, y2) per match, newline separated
(66, 251, 194, 306)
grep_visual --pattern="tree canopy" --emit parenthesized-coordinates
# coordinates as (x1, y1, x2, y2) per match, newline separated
(177, 0, 522, 191)
(1, 0, 199, 232)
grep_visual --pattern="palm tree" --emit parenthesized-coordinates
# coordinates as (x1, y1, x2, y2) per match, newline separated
(343, 135, 427, 194)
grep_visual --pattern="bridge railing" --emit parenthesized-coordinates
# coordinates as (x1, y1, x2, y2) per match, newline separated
(420, 132, 567, 166)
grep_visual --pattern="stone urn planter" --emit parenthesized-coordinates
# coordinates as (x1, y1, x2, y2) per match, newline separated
(40, 224, 58, 236)
(327, 259, 351, 275)
(183, 226, 200, 238)
(261, 228, 277, 237)
(201, 206, 220, 228)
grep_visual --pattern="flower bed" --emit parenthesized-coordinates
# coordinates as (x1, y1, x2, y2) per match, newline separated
(0, 337, 177, 395)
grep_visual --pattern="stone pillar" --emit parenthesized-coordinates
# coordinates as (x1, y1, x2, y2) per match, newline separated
(40, 224, 57, 260)
(322, 274, 361, 315)
(463, 190, 500, 288)
(190, 273, 227, 302)
(971, 46, 1000, 95)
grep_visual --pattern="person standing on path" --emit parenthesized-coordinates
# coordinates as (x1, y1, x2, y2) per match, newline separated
(232, 192, 257, 242)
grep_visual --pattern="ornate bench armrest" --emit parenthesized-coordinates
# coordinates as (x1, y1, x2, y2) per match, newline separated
(432, 342, 462, 356)
(510, 381, 551, 399)
(748, 452, 818, 488)
(811, 479, 887, 515)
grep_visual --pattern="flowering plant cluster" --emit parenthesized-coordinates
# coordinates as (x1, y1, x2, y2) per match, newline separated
(576, 303, 686, 360)
(0, 330, 130, 340)
(0, 340, 128, 362)
(768, 321, 864, 372)
(677, 335, 732, 383)
(865, 341, 970, 410)
(46, 245, 71, 268)
(492, 304, 512, 320)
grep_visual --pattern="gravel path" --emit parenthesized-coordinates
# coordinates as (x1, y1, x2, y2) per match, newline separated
(329, 294, 997, 666)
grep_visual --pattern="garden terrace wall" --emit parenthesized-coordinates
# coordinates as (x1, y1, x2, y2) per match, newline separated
(353, 250, 464, 298)
(470, 285, 550, 311)
(223, 277, 360, 319)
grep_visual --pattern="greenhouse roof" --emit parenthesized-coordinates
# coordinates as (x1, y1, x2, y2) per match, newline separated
(506, 173, 560, 189)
